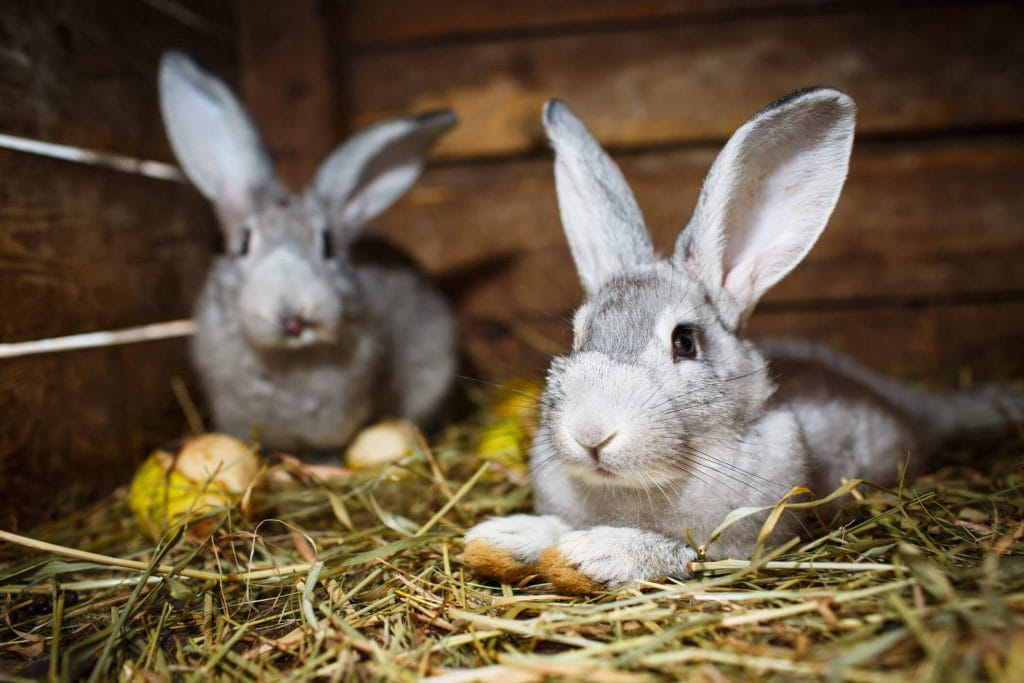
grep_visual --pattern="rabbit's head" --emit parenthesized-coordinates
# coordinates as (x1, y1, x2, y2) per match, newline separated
(159, 52, 454, 350)
(538, 90, 856, 488)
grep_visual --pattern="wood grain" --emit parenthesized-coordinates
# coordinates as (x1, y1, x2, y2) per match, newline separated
(343, 0, 847, 45)
(0, 149, 218, 527)
(0, 149, 217, 342)
(463, 301, 1024, 383)
(347, 2, 1024, 158)
(0, 0, 235, 160)
(0, 341, 194, 529)
(238, 0, 343, 190)
(373, 136, 1024, 319)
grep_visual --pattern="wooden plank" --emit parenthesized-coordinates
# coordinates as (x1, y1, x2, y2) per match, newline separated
(372, 137, 1024, 322)
(0, 0, 236, 160)
(348, 2, 1024, 159)
(343, 0, 849, 45)
(0, 149, 216, 342)
(750, 303, 1024, 385)
(238, 0, 342, 190)
(462, 301, 1024, 384)
(0, 341, 192, 529)
(0, 148, 217, 527)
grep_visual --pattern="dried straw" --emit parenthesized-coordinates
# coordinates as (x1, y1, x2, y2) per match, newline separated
(1, 404, 1022, 681)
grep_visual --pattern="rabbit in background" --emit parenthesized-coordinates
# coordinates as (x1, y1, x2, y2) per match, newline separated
(464, 88, 1015, 593)
(159, 51, 457, 452)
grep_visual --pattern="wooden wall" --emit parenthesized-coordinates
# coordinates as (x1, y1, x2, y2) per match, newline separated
(0, 1, 234, 527)
(325, 0, 1024, 384)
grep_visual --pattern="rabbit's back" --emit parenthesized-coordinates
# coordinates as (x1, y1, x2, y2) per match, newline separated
(352, 237, 457, 427)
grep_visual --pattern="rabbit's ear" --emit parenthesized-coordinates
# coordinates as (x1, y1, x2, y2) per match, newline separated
(674, 88, 856, 328)
(543, 99, 654, 297)
(310, 110, 456, 241)
(158, 51, 276, 231)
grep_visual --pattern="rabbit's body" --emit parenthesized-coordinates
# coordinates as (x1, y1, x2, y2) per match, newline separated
(464, 89, 1010, 592)
(160, 53, 456, 451)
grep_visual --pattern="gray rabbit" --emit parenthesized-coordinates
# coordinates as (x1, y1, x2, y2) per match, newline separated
(159, 52, 456, 451)
(465, 89, 1012, 592)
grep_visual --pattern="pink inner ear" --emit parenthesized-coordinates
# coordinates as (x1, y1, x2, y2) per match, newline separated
(720, 151, 819, 302)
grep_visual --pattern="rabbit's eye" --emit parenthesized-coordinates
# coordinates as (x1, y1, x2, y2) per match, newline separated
(236, 228, 252, 257)
(671, 325, 698, 361)
(321, 231, 335, 260)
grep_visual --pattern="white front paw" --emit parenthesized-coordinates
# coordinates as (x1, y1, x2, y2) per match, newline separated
(541, 527, 697, 591)
(464, 513, 570, 565)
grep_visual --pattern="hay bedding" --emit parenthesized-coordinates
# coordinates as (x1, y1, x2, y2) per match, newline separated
(1, 397, 1023, 682)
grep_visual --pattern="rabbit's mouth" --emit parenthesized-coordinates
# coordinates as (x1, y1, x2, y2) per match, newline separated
(241, 313, 339, 350)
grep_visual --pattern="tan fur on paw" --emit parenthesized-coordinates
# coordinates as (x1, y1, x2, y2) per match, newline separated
(462, 539, 538, 584)
(538, 547, 604, 595)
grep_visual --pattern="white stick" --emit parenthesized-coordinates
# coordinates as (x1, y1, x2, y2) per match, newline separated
(687, 559, 906, 573)
(0, 319, 196, 359)
(0, 133, 184, 181)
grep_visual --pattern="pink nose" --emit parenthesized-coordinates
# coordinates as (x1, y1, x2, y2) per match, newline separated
(576, 431, 618, 464)
(282, 315, 307, 337)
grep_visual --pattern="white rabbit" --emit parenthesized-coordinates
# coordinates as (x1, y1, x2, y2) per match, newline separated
(464, 89, 1011, 592)
(159, 51, 457, 452)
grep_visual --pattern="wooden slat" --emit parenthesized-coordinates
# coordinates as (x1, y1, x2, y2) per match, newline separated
(0, 0, 235, 160)
(238, 0, 342, 190)
(343, 0, 846, 45)
(0, 149, 217, 527)
(0, 150, 216, 342)
(348, 2, 1024, 159)
(463, 301, 1024, 383)
(373, 136, 1024, 322)
(0, 341, 192, 529)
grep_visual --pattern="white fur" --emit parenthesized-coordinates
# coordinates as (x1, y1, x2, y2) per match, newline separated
(464, 514, 571, 565)
(545, 100, 654, 297)
(160, 52, 457, 452)
(466, 89, 992, 588)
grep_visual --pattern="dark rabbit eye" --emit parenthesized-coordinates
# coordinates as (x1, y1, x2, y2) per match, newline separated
(321, 230, 335, 260)
(671, 325, 698, 361)
(236, 228, 251, 257)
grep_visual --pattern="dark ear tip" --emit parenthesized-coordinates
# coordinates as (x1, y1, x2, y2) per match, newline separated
(415, 109, 458, 131)
(543, 98, 578, 134)
(770, 86, 857, 116)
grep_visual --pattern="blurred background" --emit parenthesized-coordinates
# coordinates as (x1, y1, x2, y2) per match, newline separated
(1, 0, 1022, 526)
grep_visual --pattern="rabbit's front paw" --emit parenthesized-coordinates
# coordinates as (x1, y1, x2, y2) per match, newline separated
(463, 514, 570, 584)
(537, 526, 697, 594)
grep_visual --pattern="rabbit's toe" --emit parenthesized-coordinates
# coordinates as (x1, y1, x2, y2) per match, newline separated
(540, 526, 697, 593)
(537, 547, 604, 594)
(463, 514, 571, 584)
(463, 539, 537, 584)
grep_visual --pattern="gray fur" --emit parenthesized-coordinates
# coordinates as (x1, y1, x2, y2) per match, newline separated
(467, 90, 1007, 587)
(160, 52, 456, 451)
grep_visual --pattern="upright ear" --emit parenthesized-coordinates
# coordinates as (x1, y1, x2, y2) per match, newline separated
(158, 51, 277, 244)
(310, 110, 456, 242)
(543, 99, 654, 297)
(673, 88, 856, 328)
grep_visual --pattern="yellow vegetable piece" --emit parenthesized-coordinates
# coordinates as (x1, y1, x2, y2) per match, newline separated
(477, 418, 529, 472)
(490, 378, 543, 422)
(475, 378, 543, 476)
(345, 420, 419, 471)
(129, 433, 260, 540)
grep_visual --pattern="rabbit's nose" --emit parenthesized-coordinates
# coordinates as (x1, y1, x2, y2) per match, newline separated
(575, 430, 618, 464)
(282, 315, 308, 337)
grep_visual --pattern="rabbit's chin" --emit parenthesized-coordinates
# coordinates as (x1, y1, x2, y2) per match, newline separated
(562, 459, 680, 489)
